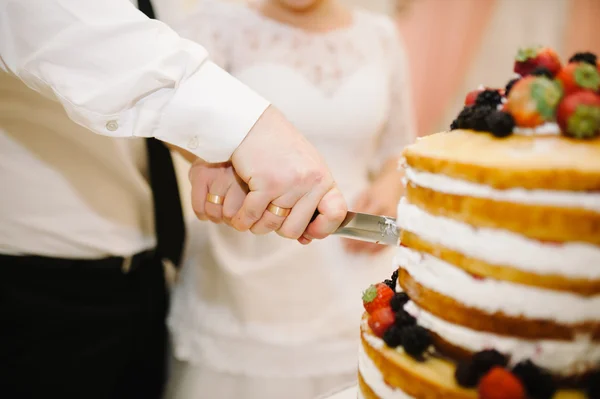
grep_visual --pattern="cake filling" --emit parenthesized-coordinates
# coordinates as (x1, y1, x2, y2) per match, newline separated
(404, 167, 600, 213)
(396, 199, 600, 279)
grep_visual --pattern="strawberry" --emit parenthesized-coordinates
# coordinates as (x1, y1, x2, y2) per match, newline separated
(367, 307, 395, 338)
(478, 367, 525, 399)
(362, 283, 395, 314)
(556, 91, 600, 139)
(506, 76, 563, 127)
(514, 47, 562, 77)
(556, 62, 600, 95)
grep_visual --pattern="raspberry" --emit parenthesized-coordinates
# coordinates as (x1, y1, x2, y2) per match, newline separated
(512, 360, 556, 399)
(390, 292, 409, 312)
(394, 309, 416, 328)
(479, 367, 525, 399)
(569, 52, 598, 66)
(505, 78, 521, 97)
(382, 325, 403, 348)
(475, 89, 503, 107)
(485, 111, 515, 138)
(401, 325, 431, 359)
(530, 67, 553, 79)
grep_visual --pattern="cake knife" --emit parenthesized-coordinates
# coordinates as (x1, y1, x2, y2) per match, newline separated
(312, 211, 400, 246)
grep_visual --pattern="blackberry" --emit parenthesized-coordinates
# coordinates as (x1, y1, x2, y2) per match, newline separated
(475, 89, 503, 108)
(512, 360, 556, 399)
(383, 279, 395, 290)
(471, 349, 509, 376)
(390, 292, 409, 312)
(469, 105, 495, 131)
(587, 370, 600, 399)
(485, 111, 515, 138)
(394, 309, 416, 328)
(454, 361, 479, 388)
(569, 52, 598, 66)
(401, 325, 432, 359)
(382, 325, 404, 348)
(505, 77, 521, 97)
(530, 66, 553, 79)
(450, 106, 476, 130)
(390, 270, 399, 289)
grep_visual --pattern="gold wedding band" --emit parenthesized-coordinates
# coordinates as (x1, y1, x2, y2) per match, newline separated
(206, 193, 225, 205)
(267, 203, 291, 217)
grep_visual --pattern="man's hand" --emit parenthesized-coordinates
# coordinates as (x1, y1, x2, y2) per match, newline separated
(230, 106, 347, 243)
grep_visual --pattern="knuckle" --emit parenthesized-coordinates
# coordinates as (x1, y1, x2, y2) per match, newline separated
(244, 208, 261, 222)
(222, 207, 236, 221)
(278, 226, 302, 240)
(264, 219, 281, 231)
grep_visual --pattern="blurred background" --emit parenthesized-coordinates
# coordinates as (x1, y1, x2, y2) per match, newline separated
(169, 0, 600, 219)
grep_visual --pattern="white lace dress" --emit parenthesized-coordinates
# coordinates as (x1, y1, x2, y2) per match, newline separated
(166, 2, 416, 398)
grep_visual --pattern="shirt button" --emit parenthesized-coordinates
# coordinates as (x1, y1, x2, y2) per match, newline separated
(106, 120, 119, 131)
(187, 136, 199, 149)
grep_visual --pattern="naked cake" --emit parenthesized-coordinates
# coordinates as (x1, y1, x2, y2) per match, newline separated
(358, 48, 600, 399)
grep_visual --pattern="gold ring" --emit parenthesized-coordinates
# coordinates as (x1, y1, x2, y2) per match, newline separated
(206, 193, 225, 205)
(267, 203, 291, 217)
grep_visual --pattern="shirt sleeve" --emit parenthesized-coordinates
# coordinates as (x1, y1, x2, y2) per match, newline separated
(370, 19, 417, 173)
(0, 0, 270, 163)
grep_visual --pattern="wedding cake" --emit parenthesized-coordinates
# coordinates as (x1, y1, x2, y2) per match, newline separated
(358, 48, 600, 399)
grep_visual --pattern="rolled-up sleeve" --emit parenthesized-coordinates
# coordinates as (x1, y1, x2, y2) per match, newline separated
(0, 0, 269, 162)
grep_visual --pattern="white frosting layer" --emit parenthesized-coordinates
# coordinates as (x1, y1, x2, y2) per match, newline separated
(513, 122, 561, 135)
(359, 337, 414, 399)
(396, 200, 600, 279)
(396, 245, 600, 323)
(405, 302, 600, 376)
(405, 167, 600, 213)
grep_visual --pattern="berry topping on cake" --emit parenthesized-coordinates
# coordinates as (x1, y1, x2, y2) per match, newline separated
(470, 105, 495, 131)
(382, 325, 404, 348)
(556, 62, 600, 95)
(530, 67, 554, 79)
(514, 46, 562, 77)
(475, 89, 503, 108)
(506, 76, 562, 127)
(401, 325, 432, 359)
(465, 89, 484, 106)
(390, 269, 399, 288)
(454, 350, 508, 388)
(569, 51, 598, 66)
(485, 111, 515, 138)
(367, 306, 395, 338)
(389, 292, 409, 312)
(478, 367, 525, 399)
(511, 360, 556, 399)
(455, 361, 480, 388)
(450, 106, 476, 130)
(556, 91, 600, 139)
(362, 283, 395, 314)
(505, 78, 521, 97)
(394, 309, 416, 328)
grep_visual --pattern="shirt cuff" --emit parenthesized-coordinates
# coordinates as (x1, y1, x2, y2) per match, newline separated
(154, 61, 270, 163)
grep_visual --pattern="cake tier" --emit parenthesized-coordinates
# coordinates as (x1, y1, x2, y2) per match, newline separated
(402, 130, 600, 191)
(358, 316, 586, 399)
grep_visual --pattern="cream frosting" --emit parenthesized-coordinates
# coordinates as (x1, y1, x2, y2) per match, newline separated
(405, 302, 600, 376)
(404, 167, 600, 213)
(513, 122, 561, 135)
(396, 200, 600, 279)
(396, 245, 600, 323)
(359, 336, 415, 399)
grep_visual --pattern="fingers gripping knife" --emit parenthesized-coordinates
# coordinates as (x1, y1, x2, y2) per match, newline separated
(311, 211, 400, 246)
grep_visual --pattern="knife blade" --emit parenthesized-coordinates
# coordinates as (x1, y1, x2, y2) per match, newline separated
(323, 211, 400, 246)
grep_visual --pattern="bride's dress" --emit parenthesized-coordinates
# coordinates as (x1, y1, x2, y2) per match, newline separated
(167, 1, 415, 397)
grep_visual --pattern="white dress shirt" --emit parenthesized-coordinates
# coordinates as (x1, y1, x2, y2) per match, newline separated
(0, 0, 269, 258)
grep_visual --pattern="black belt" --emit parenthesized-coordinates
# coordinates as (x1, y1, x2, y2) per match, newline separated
(0, 249, 156, 274)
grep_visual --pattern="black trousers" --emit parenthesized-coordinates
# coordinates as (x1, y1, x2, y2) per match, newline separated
(0, 251, 168, 399)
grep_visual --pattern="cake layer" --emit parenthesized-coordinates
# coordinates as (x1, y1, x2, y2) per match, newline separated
(402, 130, 600, 191)
(359, 316, 586, 399)
(405, 183, 600, 245)
(405, 301, 600, 376)
(401, 231, 600, 296)
(396, 247, 600, 334)
(399, 267, 600, 340)
(405, 167, 600, 213)
(396, 200, 600, 281)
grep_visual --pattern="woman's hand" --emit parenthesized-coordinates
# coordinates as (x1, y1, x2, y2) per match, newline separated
(343, 163, 404, 254)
